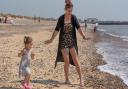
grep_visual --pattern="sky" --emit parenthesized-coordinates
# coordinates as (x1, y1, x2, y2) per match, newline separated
(0, 0, 128, 21)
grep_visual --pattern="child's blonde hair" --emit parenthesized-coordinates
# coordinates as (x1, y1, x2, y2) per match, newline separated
(24, 36, 33, 44)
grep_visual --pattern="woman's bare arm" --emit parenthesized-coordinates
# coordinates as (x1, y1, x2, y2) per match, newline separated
(78, 28, 90, 40)
(50, 30, 59, 42)
(78, 27, 86, 39)
(45, 30, 59, 44)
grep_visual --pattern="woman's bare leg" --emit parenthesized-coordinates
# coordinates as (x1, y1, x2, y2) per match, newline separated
(61, 49, 70, 83)
(70, 47, 82, 85)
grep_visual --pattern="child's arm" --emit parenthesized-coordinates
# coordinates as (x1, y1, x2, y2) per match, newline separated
(18, 49, 24, 57)
(31, 52, 35, 60)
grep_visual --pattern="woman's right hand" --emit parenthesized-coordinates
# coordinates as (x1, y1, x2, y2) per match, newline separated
(44, 39, 53, 45)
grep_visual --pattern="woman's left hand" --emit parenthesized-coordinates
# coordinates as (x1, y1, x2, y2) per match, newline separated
(44, 39, 53, 45)
(83, 36, 91, 40)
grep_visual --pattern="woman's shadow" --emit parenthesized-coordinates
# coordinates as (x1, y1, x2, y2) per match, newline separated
(31, 79, 78, 87)
(10, 79, 78, 88)
(0, 87, 19, 89)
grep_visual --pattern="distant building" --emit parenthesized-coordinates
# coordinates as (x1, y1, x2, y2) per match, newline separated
(85, 18, 99, 30)
(86, 18, 98, 24)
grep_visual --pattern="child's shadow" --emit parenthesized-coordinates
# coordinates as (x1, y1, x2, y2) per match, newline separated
(0, 87, 19, 89)
(11, 79, 61, 85)
(31, 79, 61, 85)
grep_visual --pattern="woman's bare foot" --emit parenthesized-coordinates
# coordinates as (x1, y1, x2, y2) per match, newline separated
(79, 80, 83, 87)
(64, 80, 71, 84)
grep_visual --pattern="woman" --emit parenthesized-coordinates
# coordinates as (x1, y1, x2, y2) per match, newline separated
(45, 4, 86, 86)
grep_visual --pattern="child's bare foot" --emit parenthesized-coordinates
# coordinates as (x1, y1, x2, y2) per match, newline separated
(21, 81, 27, 89)
(26, 84, 32, 89)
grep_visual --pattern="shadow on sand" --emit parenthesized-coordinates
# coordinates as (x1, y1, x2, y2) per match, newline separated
(10, 79, 79, 88)
(0, 87, 19, 89)
(11, 79, 60, 85)
(31, 79, 63, 85)
(31, 79, 78, 87)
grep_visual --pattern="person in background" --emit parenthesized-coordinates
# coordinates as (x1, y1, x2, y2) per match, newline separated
(0, 18, 2, 23)
(38, 17, 41, 24)
(94, 23, 98, 32)
(4, 16, 8, 23)
(34, 16, 36, 23)
(84, 20, 87, 31)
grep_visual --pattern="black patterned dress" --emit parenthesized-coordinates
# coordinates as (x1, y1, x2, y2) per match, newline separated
(61, 23, 74, 49)
(54, 14, 80, 67)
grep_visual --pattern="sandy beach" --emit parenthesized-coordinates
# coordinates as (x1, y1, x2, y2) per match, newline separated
(0, 19, 128, 89)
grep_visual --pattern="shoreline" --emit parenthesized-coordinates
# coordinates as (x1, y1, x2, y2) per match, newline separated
(81, 31, 128, 89)
(0, 25, 128, 89)
(94, 29, 128, 87)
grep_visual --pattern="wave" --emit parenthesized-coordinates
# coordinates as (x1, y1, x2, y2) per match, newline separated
(96, 42, 128, 86)
(122, 36, 128, 41)
(106, 32, 128, 42)
(98, 28, 128, 42)
(97, 28, 106, 32)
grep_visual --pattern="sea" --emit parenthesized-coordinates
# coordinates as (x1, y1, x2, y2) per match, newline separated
(96, 25, 128, 85)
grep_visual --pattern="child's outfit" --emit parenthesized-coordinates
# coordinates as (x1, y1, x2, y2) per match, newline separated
(19, 48, 32, 78)
(19, 48, 32, 89)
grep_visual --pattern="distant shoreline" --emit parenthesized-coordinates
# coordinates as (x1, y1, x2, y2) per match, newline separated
(98, 21, 128, 25)
(1, 12, 128, 25)
(0, 12, 57, 21)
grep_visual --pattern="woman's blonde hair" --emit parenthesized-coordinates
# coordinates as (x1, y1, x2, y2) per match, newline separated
(65, 3, 73, 10)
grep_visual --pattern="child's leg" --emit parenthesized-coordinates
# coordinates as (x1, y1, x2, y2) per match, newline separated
(24, 74, 31, 85)
(22, 74, 32, 89)
(24, 67, 31, 85)
(20, 76, 28, 89)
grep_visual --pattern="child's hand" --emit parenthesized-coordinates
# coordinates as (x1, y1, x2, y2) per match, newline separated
(18, 49, 24, 57)
(18, 53, 21, 57)
(31, 52, 35, 60)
